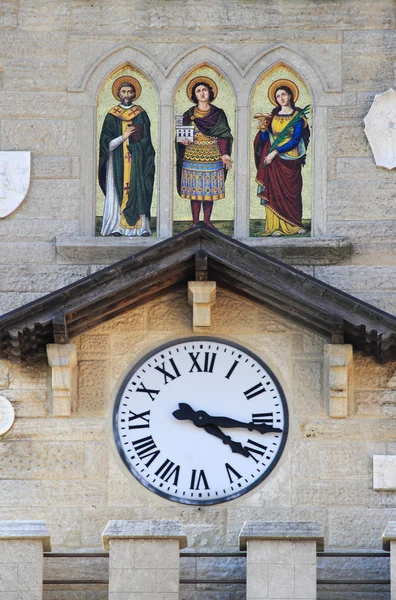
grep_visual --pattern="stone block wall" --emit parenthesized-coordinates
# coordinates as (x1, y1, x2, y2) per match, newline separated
(0, 0, 395, 315)
(1, 2, 396, 597)
(0, 288, 395, 553)
(0, 288, 395, 599)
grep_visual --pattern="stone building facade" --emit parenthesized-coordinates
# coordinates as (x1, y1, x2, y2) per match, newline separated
(0, 1, 396, 599)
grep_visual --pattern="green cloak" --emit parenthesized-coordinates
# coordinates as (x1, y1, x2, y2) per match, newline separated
(98, 108, 155, 227)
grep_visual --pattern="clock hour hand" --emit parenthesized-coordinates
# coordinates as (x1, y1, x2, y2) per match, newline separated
(203, 424, 250, 458)
(172, 403, 197, 422)
(172, 404, 249, 458)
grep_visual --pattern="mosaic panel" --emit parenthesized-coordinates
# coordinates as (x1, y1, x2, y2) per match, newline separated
(96, 65, 158, 237)
(250, 64, 312, 238)
(173, 66, 235, 236)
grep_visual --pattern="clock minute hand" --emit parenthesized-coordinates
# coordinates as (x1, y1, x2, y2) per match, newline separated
(204, 415, 283, 435)
(172, 404, 282, 434)
(203, 424, 249, 458)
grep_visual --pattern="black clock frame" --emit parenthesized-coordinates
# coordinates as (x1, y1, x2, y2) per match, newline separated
(113, 336, 289, 505)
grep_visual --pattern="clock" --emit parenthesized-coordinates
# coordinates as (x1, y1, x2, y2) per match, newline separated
(113, 337, 288, 505)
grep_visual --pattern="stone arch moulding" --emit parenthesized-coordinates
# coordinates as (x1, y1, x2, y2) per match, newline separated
(164, 46, 242, 105)
(245, 44, 339, 108)
(68, 46, 165, 237)
(245, 46, 341, 238)
(70, 44, 166, 100)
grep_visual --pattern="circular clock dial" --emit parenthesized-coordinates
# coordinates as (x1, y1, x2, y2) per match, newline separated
(113, 338, 288, 505)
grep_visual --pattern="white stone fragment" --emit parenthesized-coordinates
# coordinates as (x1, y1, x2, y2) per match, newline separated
(373, 455, 396, 491)
(0, 395, 15, 436)
(364, 89, 396, 170)
(0, 151, 31, 218)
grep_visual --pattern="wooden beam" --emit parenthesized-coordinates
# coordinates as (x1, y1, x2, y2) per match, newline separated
(331, 318, 344, 344)
(52, 312, 69, 344)
(195, 250, 208, 281)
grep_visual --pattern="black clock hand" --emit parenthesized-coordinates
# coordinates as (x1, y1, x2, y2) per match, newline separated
(205, 415, 282, 434)
(173, 403, 282, 434)
(172, 404, 249, 457)
(203, 424, 250, 457)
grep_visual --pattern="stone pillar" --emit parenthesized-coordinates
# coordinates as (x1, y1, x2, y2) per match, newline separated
(103, 520, 187, 599)
(239, 521, 324, 600)
(383, 521, 396, 599)
(0, 520, 51, 600)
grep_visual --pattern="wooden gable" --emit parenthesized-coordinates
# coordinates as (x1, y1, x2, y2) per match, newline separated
(1, 226, 396, 363)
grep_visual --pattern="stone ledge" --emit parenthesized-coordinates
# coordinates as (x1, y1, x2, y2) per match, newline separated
(102, 520, 188, 551)
(56, 236, 352, 266)
(248, 236, 352, 265)
(382, 521, 396, 551)
(239, 521, 324, 551)
(0, 520, 51, 551)
(56, 236, 158, 265)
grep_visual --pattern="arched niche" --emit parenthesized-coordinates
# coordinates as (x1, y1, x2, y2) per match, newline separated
(172, 64, 236, 236)
(68, 46, 164, 238)
(96, 63, 159, 237)
(249, 63, 312, 238)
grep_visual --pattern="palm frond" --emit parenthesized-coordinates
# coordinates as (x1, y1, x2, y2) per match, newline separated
(268, 105, 311, 154)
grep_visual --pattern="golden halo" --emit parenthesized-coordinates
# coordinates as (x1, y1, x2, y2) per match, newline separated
(111, 75, 142, 102)
(268, 79, 299, 106)
(186, 76, 218, 102)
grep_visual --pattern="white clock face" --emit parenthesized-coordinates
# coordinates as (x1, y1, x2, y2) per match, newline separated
(113, 338, 288, 505)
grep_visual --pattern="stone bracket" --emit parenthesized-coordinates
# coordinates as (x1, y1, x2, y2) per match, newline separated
(324, 343, 354, 418)
(188, 281, 216, 332)
(46, 343, 77, 417)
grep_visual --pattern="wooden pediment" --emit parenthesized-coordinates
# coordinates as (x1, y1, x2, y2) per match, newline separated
(1, 225, 396, 363)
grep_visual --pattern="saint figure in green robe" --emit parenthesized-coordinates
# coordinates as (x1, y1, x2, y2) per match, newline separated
(98, 75, 155, 236)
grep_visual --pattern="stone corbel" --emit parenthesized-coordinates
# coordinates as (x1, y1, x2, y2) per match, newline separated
(46, 344, 77, 417)
(324, 344, 354, 418)
(188, 281, 216, 332)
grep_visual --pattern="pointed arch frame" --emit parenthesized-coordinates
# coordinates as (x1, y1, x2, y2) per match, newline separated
(67, 42, 340, 240)
(69, 47, 164, 237)
(170, 55, 237, 233)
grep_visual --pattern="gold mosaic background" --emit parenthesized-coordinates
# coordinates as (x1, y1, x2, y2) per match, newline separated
(250, 64, 312, 223)
(173, 66, 235, 224)
(96, 65, 159, 225)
